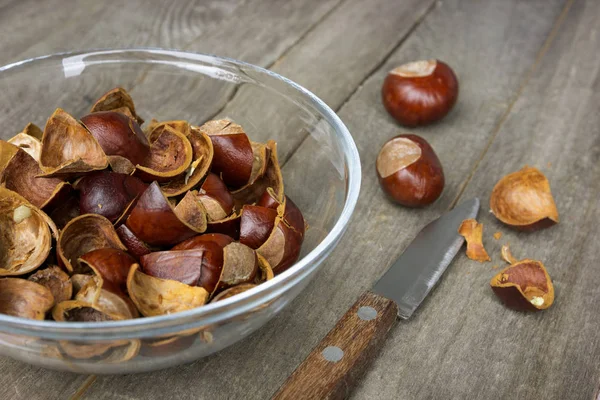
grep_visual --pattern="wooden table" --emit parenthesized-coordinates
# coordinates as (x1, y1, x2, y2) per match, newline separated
(1, 0, 598, 398)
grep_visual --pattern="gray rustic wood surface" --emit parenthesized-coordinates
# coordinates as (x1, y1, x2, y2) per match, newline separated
(0, 0, 597, 398)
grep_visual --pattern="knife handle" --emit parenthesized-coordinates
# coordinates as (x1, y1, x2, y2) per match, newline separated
(272, 291, 398, 400)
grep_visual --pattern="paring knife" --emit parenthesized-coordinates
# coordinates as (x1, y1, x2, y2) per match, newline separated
(272, 198, 480, 400)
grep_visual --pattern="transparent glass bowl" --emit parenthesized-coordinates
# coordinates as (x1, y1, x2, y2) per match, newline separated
(0, 49, 360, 373)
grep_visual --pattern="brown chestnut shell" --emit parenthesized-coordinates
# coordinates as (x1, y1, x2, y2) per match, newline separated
(231, 140, 284, 208)
(134, 126, 193, 183)
(197, 173, 234, 222)
(90, 87, 144, 125)
(28, 266, 72, 306)
(212, 283, 257, 302)
(140, 249, 204, 287)
(115, 224, 154, 259)
(490, 166, 559, 231)
(39, 108, 108, 178)
(79, 248, 137, 294)
(0, 187, 57, 276)
(0, 278, 54, 320)
(219, 242, 259, 288)
(74, 171, 147, 223)
(239, 205, 278, 250)
(7, 123, 43, 162)
(199, 119, 254, 188)
(490, 259, 554, 311)
(125, 182, 203, 246)
(376, 134, 444, 207)
(382, 59, 459, 127)
(81, 111, 150, 166)
(58, 214, 127, 274)
(126, 264, 209, 317)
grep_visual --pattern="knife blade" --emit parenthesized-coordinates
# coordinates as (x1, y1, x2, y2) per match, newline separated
(272, 198, 480, 400)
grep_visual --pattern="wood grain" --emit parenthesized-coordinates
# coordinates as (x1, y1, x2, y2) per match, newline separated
(80, 0, 570, 399)
(273, 292, 398, 400)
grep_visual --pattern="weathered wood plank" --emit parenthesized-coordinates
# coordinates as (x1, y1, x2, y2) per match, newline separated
(380, 0, 599, 398)
(77, 0, 568, 399)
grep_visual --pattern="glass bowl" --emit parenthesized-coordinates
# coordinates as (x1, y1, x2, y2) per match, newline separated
(0, 49, 360, 373)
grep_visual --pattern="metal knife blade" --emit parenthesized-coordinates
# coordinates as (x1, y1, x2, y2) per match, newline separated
(372, 198, 480, 319)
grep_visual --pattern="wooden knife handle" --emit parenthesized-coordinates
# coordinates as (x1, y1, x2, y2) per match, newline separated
(272, 291, 398, 400)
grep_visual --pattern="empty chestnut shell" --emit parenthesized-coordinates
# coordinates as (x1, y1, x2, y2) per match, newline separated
(490, 259, 554, 311)
(258, 189, 306, 237)
(90, 87, 144, 125)
(206, 211, 242, 239)
(39, 108, 108, 178)
(28, 266, 72, 306)
(173, 191, 208, 232)
(232, 140, 284, 208)
(0, 187, 57, 276)
(79, 248, 137, 293)
(81, 111, 150, 166)
(1, 143, 71, 209)
(75, 276, 139, 319)
(256, 216, 302, 274)
(125, 182, 204, 246)
(7, 123, 43, 162)
(490, 166, 559, 231)
(197, 173, 234, 222)
(376, 134, 444, 207)
(0, 278, 54, 320)
(134, 126, 193, 183)
(74, 171, 147, 223)
(141, 249, 204, 286)
(382, 59, 459, 126)
(58, 214, 127, 274)
(127, 264, 209, 317)
(212, 283, 257, 302)
(199, 119, 254, 188)
(219, 242, 259, 287)
(53, 300, 126, 322)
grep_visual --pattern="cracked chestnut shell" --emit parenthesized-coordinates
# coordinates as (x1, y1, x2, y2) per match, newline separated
(490, 166, 559, 231)
(79, 248, 137, 294)
(0, 278, 54, 319)
(198, 173, 234, 222)
(199, 119, 254, 188)
(382, 59, 459, 127)
(90, 87, 144, 125)
(81, 111, 150, 166)
(490, 259, 554, 311)
(376, 134, 444, 207)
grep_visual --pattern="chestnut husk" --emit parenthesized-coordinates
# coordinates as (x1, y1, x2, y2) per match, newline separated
(28, 266, 72, 306)
(197, 173, 234, 221)
(81, 111, 150, 166)
(0, 187, 58, 276)
(126, 264, 209, 317)
(0, 278, 54, 319)
(1, 144, 72, 209)
(125, 182, 204, 246)
(107, 155, 136, 174)
(134, 126, 193, 183)
(58, 214, 127, 274)
(490, 259, 554, 311)
(239, 205, 278, 249)
(115, 224, 154, 259)
(140, 249, 204, 286)
(198, 119, 254, 188)
(7, 123, 43, 162)
(75, 275, 139, 319)
(161, 124, 213, 197)
(39, 108, 108, 178)
(231, 140, 284, 208)
(490, 166, 559, 231)
(74, 171, 147, 222)
(90, 87, 144, 125)
(79, 248, 137, 293)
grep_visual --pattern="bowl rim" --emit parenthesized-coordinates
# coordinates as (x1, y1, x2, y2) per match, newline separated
(0, 48, 361, 340)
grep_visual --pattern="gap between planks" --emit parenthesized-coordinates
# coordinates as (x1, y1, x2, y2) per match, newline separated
(447, 0, 577, 211)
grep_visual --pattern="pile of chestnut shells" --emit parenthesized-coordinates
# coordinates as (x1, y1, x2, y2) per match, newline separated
(0, 87, 306, 325)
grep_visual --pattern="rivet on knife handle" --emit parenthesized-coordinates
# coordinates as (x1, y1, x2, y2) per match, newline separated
(271, 292, 397, 400)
